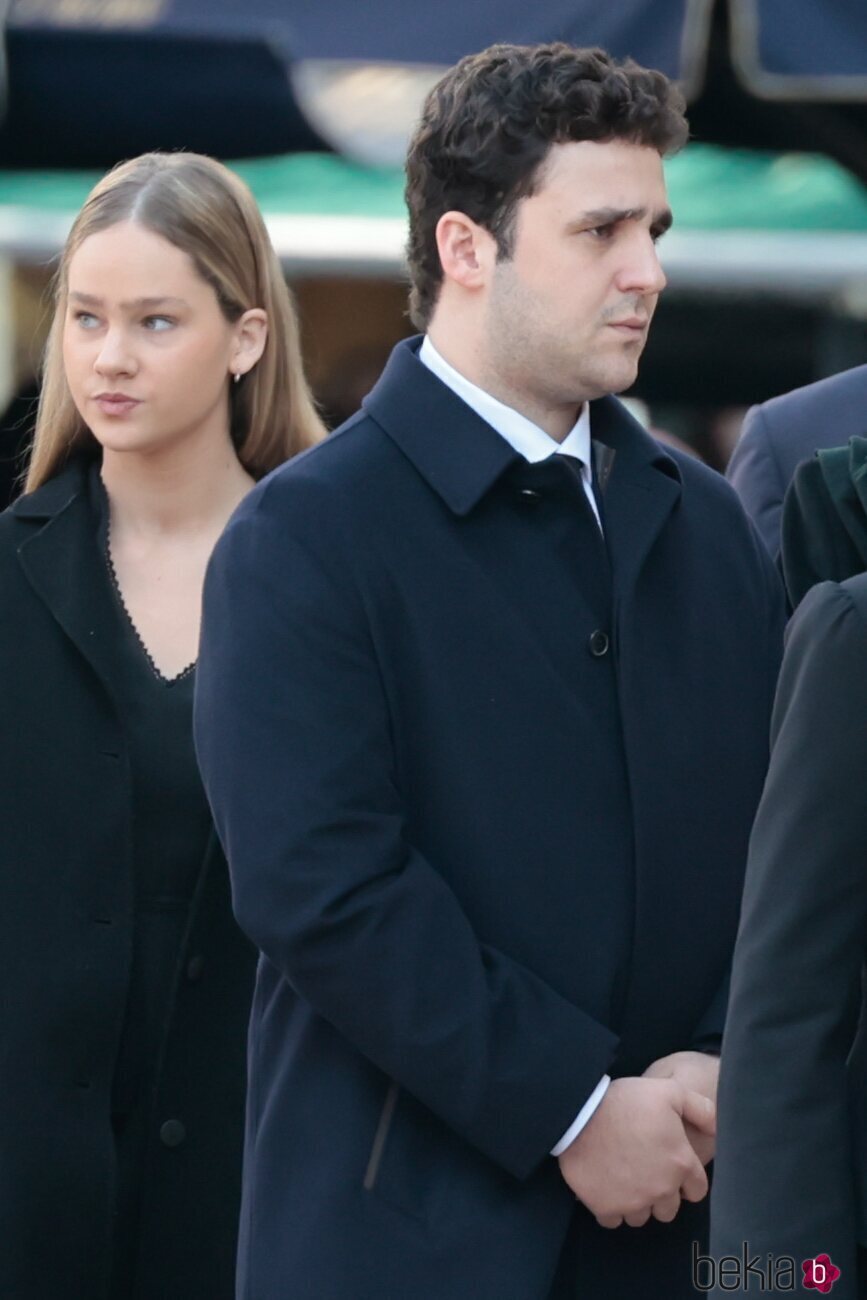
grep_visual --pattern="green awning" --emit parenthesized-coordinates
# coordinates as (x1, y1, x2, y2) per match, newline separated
(1, 144, 866, 295)
(0, 144, 863, 230)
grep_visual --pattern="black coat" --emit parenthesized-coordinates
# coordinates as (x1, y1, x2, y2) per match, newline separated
(710, 575, 867, 1299)
(781, 434, 867, 607)
(727, 363, 867, 561)
(0, 460, 256, 1299)
(195, 337, 785, 1300)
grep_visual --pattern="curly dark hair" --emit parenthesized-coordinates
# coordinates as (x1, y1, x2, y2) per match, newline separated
(405, 43, 688, 329)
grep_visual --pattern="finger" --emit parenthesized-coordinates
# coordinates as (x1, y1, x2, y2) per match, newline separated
(680, 1151, 709, 1204)
(595, 1213, 624, 1230)
(680, 1088, 716, 1136)
(624, 1208, 651, 1228)
(651, 1194, 681, 1224)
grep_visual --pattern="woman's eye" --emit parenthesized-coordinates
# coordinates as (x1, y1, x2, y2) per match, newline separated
(143, 316, 174, 331)
(74, 311, 100, 328)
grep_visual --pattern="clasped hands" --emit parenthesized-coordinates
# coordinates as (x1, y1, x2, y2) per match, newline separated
(557, 1050, 719, 1230)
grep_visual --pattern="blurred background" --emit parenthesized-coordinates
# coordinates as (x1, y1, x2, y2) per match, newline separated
(1, 0, 867, 499)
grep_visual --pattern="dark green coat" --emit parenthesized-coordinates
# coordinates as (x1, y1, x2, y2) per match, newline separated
(781, 434, 867, 607)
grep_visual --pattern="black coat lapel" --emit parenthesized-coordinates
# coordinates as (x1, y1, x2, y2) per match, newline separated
(14, 463, 123, 703)
(590, 398, 683, 598)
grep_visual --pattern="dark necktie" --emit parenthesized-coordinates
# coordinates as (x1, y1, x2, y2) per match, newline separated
(506, 453, 612, 624)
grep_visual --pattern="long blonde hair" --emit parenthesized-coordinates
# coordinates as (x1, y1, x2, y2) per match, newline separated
(26, 151, 325, 492)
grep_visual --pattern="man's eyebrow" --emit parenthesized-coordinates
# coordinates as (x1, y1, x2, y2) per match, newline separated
(68, 292, 189, 308)
(567, 206, 674, 233)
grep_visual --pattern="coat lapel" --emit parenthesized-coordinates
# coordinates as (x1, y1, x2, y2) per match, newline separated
(590, 397, 683, 599)
(14, 460, 124, 702)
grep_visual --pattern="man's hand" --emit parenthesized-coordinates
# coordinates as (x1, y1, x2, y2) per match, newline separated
(557, 1076, 715, 1230)
(643, 1051, 720, 1167)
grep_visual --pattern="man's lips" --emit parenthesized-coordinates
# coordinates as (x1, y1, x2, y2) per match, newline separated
(606, 317, 648, 332)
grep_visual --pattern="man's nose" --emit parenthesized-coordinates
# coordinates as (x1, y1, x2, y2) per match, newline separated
(617, 231, 667, 297)
(94, 326, 137, 376)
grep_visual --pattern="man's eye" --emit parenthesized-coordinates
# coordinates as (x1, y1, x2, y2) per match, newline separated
(588, 224, 616, 240)
(143, 316, 174, 331)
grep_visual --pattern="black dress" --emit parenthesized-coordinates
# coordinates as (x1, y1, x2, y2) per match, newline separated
(90, 470, 216, 1294)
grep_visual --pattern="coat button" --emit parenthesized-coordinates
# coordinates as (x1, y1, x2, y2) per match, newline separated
(160, 1119, 186, 1148)
(518, 488, 542, 504)
(186, 954, 205, 982)
(588, 630, 610, 657)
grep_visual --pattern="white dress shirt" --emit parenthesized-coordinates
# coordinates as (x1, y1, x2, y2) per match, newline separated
(418, 335, 611, 1155)
(418, 336, 602, 528)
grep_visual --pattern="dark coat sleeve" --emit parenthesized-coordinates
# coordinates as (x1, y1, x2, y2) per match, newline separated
(781, 457, 865, 610)
(193, 477, 619, 1182)
(726, 404, 787, 563)
(710, 580, 867, 1298)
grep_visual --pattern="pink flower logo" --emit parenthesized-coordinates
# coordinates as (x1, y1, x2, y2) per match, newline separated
(802, 1255, 841, 1293)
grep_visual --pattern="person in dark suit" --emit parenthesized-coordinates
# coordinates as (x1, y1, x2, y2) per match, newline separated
(0, 152, 323, 1299)
(726, 363, 867, 561)
(709, 575, 867, 1300)
(195, 43, 784, 1300)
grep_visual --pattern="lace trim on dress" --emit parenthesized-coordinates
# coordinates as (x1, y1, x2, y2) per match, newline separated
(103, 529, 197, 687)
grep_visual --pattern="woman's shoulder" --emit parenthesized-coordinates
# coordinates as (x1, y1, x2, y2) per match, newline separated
(0, 458, 91, 560)
(785, 575, 867, 675)
(1, 458, 89, 522)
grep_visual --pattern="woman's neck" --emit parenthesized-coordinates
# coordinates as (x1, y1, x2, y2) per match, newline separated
(100, 429, 254, 540)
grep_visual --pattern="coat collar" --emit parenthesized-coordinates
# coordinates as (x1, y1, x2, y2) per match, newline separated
(9, 456, 94, 519)
(12, 457, 126, 700)
(364, 336, 683, 591)
(363, 336, 682, 518)
(816, 434, 867, 565)
(363, 336, 522, 516)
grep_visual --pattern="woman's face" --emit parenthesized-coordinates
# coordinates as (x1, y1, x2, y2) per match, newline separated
(63, 220, 260, 461)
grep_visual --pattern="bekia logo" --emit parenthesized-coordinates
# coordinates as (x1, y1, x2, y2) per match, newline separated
(692, 1243, 842, 1292)
(802, 1255, 842, 1293)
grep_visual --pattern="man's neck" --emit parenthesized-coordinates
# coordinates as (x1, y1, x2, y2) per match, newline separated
(425, 326, 579, 444)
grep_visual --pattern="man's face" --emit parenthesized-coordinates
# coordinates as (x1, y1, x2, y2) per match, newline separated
(483, 139, 671, 410)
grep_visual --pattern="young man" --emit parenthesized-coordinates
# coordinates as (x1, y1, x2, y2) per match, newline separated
(195, 43, 784, 1300)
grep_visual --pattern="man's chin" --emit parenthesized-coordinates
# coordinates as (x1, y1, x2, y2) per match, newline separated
(585, 363, 641, 401)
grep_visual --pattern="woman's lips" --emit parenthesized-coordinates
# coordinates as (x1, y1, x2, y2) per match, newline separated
(93, 395, 141, 416)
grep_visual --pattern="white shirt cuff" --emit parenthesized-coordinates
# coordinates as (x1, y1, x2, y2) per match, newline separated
(550, 1075, 611, 1156)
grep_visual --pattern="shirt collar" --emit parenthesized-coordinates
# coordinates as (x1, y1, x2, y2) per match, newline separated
(419, 335, 592, 470)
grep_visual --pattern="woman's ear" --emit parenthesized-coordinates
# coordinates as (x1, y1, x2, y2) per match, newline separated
(231, 309, 268, 379)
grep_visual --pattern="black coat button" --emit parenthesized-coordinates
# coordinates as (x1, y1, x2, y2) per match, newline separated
(518, 488, 542, 504)
(160, 1119, 186, 1148)
(186, 954, 205, 982)
(588, 630, 610, 657)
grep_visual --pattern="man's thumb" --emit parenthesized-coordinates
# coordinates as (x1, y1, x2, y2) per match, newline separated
(680, 1088, 716, 1135)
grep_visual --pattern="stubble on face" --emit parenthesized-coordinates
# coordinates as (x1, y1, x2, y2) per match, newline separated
(476, 140, 668, 434)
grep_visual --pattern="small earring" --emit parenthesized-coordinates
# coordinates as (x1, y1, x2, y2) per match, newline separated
(232, 372, 241, 385)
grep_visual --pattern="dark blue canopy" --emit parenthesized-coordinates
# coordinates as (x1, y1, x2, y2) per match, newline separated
(734, 0, 867, 91)
(2, 0, 866, 168)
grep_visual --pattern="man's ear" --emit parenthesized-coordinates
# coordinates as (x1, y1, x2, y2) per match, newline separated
(435, 211, 496, 292)
(231, 309, 268, 378)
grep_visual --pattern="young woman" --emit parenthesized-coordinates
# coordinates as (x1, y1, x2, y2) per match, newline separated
(0, 152, 324, 1299)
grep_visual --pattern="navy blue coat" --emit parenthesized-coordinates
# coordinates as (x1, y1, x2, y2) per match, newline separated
(726, 363, 867, 562)
(194, 338, 785, 1300)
